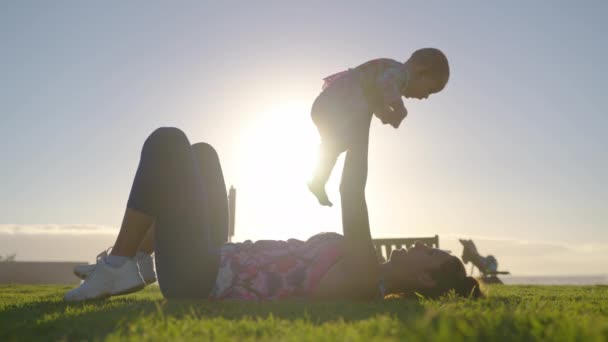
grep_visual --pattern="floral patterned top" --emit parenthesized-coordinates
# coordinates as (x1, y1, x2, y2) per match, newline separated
(209, 233, 345, 300)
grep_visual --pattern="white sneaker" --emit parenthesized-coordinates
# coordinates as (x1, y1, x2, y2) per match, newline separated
(64, 256, 145, 302)
(136, 252, 157, 285)
(74, 249, 157, 285)
(73, 247, 111, 280)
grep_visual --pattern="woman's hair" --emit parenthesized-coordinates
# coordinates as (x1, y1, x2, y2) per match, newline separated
(407, 48, 450, 92)
(416, 255, 483, 299)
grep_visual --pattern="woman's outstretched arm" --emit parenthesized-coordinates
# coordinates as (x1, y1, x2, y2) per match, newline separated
(339, 120, 380, 299)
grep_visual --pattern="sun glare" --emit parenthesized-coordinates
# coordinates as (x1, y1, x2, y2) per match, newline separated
(242, 103, 317, 183)
(233, 102, 327, 240)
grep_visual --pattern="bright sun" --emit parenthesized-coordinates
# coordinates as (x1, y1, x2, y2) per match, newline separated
(233, 102, 331, 240)
(237, 102, 317, 186)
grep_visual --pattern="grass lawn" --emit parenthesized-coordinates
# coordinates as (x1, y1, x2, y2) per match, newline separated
(1, 284, 607, 341)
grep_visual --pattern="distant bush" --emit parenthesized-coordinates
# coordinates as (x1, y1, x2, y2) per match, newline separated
(0, 253, 16, 262)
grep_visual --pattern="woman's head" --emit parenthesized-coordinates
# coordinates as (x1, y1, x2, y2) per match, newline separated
(403, 48, 450, 100)
(384, 241, 482, 299)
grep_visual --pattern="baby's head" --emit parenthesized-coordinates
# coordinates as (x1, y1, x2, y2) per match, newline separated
(403, 48, 450, 99)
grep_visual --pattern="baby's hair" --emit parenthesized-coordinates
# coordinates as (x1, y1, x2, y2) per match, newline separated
(408, 48, 450, 92)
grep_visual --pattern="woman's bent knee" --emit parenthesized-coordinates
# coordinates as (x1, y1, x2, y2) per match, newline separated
(142, 127, 190, 153)
(191, 142, 220, 161)
(148, 127, 188, 144)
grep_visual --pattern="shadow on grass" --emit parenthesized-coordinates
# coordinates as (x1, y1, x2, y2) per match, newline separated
(0, 289, 425, 341)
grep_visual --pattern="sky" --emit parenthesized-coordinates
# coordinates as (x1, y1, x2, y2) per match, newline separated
(1, 1, 607, 275)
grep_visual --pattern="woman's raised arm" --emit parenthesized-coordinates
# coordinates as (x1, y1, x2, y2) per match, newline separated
(339, 122, 380, 299)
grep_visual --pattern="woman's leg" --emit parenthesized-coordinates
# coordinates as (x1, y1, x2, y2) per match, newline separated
(191, 142, 229, 249)
(126, 127, 228, 299)
(111, 209, 155, 257)
(113, 143, 228, 257)
(136, 224, 155, 255)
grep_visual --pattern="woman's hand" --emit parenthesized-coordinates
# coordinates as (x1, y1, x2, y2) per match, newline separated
(374, 102, 407, 128)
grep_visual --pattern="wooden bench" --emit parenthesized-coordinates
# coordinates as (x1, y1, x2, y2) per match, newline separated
(373, 235, 439, 261)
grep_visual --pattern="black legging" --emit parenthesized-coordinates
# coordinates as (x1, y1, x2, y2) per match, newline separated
(126, 127, 229, 299)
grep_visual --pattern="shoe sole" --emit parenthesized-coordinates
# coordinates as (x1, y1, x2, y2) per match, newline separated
(75, 269, 156, 282)
(73, 272, 155, 287)
(144, 277, 157, 285)
(112, 283, 146, 296)
(66, 283, 146, 303)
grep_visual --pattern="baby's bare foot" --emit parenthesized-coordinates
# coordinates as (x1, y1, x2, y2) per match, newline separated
(308, 182, 333, 207)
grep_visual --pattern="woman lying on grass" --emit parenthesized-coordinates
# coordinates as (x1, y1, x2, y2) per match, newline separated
(65, 127, 482, 302)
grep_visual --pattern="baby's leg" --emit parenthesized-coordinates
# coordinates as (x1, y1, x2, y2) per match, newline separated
(309, 140, 342, 207)
(309, 72, 363, 207)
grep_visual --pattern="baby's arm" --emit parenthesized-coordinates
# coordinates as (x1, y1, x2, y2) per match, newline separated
(375, 67, 408, 124)
(374, 100, 407, 126)
(373, 105, 392, 121)
(387, 99, 407, 117)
